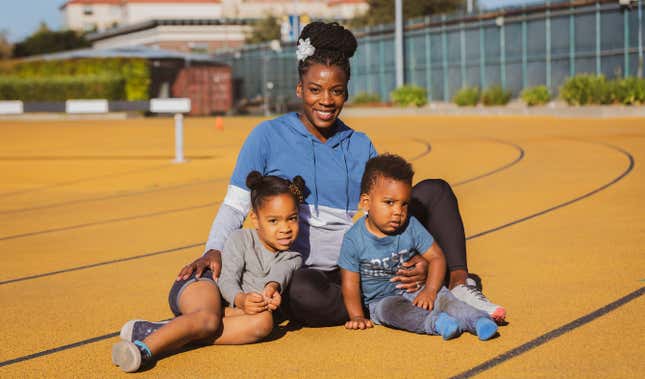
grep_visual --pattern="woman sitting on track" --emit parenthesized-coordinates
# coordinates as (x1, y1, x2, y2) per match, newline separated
(120, 20, 505, 354)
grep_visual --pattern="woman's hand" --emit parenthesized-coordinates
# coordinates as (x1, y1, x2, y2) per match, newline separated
(345, 316, 374, 330)
(263, 282, 282, 311)
(176, 249, 222, 281)
(413, 288, 437, 310)
(241, 292, 269, 315)
(390, 254, 429, 292)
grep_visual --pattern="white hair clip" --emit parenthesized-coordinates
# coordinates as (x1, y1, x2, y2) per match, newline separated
(296, 38, 315, 62)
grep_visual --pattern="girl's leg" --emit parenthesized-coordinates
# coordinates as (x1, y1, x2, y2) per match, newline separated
(286, 268, 348, 326)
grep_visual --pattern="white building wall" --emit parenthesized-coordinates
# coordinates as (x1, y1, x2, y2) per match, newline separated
(124, 4, 223, 24)
(64, 4, 123, 32)
(329, 3, 369, 19)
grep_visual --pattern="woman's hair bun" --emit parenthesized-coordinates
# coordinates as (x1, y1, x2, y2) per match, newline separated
(246, 171, 263, 190)
(300, 21, 357, 59)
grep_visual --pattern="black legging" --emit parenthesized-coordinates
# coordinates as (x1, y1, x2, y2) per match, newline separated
(287, 179, 468, 326)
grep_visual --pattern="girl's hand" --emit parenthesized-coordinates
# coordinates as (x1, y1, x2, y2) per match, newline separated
(390, 255, 428, 292)
(345, 316, 374, 330)
(413, 288, 437, 311)
(242, 292, 269, 315)
(263, 282, 282, 311)
(176, 249, 222, 281)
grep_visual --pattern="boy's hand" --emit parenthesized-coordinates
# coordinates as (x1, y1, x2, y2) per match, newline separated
(345, 316, 374, 330)
(263, 282, 282, 311)
(242, 292, 269, 314)
(390, 255, 429, 292)
(413, 288, 437, 311)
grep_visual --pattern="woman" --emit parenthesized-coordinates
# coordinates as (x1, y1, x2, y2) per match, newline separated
(170, 21, 504, 333)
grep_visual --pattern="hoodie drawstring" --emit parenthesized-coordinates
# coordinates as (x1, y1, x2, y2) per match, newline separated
(311, 140, 320, 216)
(341, 140, 350, 212)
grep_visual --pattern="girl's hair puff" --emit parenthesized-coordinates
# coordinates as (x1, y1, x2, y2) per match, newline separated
(246, 171, 306, 212)
(297, 21, 357, 81)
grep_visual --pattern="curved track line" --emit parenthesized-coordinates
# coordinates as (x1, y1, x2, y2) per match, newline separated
(466, 141, 634, 241)
(0, 202, 219, 242)
(453, 138, 525, 186)
(0, 177, 228, 215)
(0, 140, 631, 368)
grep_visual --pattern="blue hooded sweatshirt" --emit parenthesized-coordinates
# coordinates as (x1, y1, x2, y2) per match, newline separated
(206, 112, 377, 270)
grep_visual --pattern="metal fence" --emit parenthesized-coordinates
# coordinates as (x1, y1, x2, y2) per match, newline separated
(217, 0, 644, 106)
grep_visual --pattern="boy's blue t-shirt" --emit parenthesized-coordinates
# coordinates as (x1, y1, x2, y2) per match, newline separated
(337, 216, 435, 304)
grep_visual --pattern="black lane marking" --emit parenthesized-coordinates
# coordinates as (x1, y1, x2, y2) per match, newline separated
(449, 287, 644, 379)
(0, 177, 227, 215)
(454, 139, 525, 186)
(0, 202, 219, 242)
(466, 141, 634, 241)
(0, 140, 631, 368)
(0, 242, 203, 286)
(0, 331, 120, 368)
(0, 163, 172, 199)
(408, 138, 432, 161)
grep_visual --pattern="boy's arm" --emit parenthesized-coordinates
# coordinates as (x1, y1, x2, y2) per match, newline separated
(413, 242, 447, 310)
(341, 269, 373, 330)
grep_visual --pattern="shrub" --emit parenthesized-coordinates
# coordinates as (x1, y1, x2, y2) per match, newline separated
(350, 91, 381, 105)
(521, 85, 551, 106)
(453, 86, 479, 106)
(560, 74, 613, 105)
(390, 85, 427, 107)
(612, 77, 645, 105)
(0, 75, 125, 101)
(481, 85, 512, 106)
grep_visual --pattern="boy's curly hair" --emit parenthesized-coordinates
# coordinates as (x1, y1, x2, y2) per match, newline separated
(360, 153, 415, 194)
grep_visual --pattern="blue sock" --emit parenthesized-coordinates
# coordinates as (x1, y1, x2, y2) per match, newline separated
(134, 340, 152, 361)
(434, 313, 459, 340)
(475, 317, 498, 341)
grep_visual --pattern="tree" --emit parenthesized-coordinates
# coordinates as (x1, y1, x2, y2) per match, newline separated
(351, 0, 463, 27)
(245, 15, 281, 45)
(12, 22, 90, 58)
(0, 30, 12, 59)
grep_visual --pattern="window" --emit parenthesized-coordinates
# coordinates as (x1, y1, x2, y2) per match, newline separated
(83, 5, 93, 16)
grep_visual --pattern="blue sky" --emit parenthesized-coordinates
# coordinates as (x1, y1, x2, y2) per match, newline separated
(1, 0, 532, 43)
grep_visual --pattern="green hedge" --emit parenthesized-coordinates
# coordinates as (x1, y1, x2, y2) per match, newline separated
(482, 85, 512, 106)
(0, 75, 125, 101)
(350, 91, 381, 105)
(0, 58, 150, 100)
(521, 85, 551, 106)
(390, 85, 427, 107)
(453, 87, 480, 106)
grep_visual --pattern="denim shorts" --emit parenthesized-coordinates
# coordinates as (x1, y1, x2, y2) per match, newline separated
(167, 269, 219, 317)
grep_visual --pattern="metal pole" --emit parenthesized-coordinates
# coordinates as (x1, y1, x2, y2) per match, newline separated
(596, 1, 601, 75)
(460, 22, 467, 88)
(174, 113, 185, 163)
(570, 4, 576, 77)
(395, 0, 404, 87)
(625, 9, 630, 77)
(546, 0, 552, 90)
(480, 20, 486, 89)
(522, 14, 528, 89)
(425, 17, 432, 100)
(639, 0, 643, 77)
(442, 15, 449, 101)
(500, 19, 506, 89)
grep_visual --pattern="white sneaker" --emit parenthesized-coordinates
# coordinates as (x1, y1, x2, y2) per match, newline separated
(451, 278, 506, 322)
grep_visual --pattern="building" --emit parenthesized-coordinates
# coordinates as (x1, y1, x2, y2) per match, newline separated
(60, 0, 369, 53)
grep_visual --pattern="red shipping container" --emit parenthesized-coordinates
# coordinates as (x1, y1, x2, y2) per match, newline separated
(172, 66, 233, 116)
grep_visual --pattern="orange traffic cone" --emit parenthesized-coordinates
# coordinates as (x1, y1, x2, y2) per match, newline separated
(215, 116, 224, 131)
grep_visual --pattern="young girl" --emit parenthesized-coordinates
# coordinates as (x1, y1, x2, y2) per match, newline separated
(112, 171, 305, 372)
